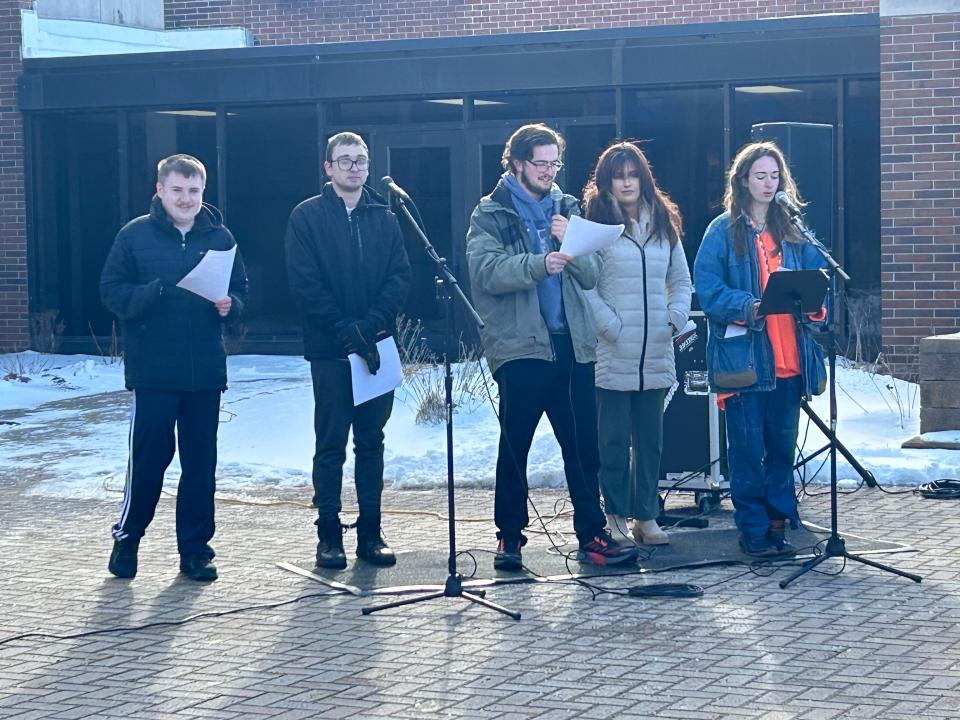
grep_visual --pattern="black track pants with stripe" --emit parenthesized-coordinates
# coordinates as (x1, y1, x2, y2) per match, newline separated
(111, 388, 221, 559)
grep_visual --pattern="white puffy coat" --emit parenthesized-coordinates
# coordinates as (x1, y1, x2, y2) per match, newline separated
(587, 211, 692, 392)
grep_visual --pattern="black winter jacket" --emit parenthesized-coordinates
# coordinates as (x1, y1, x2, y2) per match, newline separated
(100, 197, 248, 392)
(285, 183, 412, 360)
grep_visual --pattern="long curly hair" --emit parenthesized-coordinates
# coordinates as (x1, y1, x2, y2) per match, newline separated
(582, 141, 682, 247)
(724, 141, 804, 256)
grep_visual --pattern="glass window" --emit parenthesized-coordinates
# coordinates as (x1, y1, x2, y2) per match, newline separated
(562, 124, 618, 201)
(226, 105, 319, 335)
(843, 78, 881, 360)
(334, 97, 463, 125)
(127, 109, 218, 221)
(732, 82, 838, 149)
(473, 90, 615, 121)
(387, 146, 453, 329)
(624, 86, 725, 266)
(32, 113, 120, 336)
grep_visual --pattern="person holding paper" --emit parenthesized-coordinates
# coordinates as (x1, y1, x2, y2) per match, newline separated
(466, 123, 638, 570)
(285, 131, 411, 571)
(582, 142, 691, 547)
(100, 154, 247, 581)
(694, 141, 827, 558)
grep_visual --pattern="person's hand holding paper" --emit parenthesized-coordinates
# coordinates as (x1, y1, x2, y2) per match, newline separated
(558, 215, 624, 257)
(177, 246, 237, 307)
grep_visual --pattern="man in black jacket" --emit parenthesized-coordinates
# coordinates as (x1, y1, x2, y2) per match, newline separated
(286, 132, 412, 570)
(100, 154, 247, 582)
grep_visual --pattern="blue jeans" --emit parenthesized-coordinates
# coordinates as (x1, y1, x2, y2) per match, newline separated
(723, 375, 802, 540)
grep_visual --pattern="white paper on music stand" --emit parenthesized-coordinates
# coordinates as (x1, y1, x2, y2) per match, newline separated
(176, 246, 237, 302)
(349, 336, 404, 406)
(558, 215, 624, 257)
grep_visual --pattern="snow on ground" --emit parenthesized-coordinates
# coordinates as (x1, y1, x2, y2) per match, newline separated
(0, 352, 954, 501)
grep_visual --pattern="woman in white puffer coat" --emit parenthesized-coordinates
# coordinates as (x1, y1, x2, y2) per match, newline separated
(583, 142, 692, 546)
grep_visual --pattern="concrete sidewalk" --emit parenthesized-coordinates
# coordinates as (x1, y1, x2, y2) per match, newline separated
(0, 477, 958, 719)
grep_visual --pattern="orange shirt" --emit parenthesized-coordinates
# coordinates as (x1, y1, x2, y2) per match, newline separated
(755, 230, 801, 379)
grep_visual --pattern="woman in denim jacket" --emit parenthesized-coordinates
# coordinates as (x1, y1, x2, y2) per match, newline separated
(694, 141, 826, 558)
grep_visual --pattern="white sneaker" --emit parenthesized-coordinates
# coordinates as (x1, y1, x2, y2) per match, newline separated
(632, 519, 669, 545)
(605, 513, 637, 546)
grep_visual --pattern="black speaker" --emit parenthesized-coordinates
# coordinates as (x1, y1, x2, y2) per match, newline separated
(751, 122, 834, 250)
(661, 310, 709, 476)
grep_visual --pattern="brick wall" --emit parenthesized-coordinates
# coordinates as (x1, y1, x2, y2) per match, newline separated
(166, 0, 879, 43)
(881, 12, 960, 378)
(0, 1, 30, 352)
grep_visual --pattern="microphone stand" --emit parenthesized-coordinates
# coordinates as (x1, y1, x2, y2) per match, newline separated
(778, 213, 921, 588)
(362, 187, 520, 620)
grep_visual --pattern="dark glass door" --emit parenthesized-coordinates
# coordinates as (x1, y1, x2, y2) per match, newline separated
(371, 130, 466, 345)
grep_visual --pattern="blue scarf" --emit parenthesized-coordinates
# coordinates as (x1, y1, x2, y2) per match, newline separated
(502, 173, 567, 333)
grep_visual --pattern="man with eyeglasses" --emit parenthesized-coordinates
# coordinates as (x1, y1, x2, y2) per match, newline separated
(285, 131, 412, 571)
(466, 123, 638, 570)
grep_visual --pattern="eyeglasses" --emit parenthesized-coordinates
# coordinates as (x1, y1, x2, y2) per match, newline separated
(333, 156, 369, 171)
(525, 159, 563, 172)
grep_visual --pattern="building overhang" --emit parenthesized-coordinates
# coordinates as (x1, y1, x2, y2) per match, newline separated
(19, 14, 879, 112)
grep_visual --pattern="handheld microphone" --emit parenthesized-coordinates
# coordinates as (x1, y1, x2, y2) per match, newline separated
(550, 184, 564, 218)
(774, 191, 802, 218)
(380, 176, 412, 203)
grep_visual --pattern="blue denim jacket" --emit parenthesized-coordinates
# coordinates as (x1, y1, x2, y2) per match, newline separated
(694, 213, 827, 398)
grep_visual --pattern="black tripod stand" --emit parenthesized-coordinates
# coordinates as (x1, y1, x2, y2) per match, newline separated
(363, 181, 520, 620)
(778, 213, 921, 589)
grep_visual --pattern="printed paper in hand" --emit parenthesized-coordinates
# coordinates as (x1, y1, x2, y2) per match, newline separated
(176, 246, 236, 302)
(349, 336, 404, 406)
(558, 215, 624, 257)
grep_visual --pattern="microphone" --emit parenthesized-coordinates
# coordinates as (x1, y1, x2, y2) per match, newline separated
(380, 176, 412, 203)
(774, 191, 802, 218)
(550, 184, 564, 218)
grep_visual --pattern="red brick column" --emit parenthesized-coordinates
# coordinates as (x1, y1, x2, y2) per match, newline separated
(881, 11, 960, 378)
(0, 2, 30, 351)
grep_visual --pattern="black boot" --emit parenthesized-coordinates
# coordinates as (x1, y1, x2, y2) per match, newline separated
(356, 514, 396, 567)
(315, 515, 347, 570)
(108, 538, 139, 578)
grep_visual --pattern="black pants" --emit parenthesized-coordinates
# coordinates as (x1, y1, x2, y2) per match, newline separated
(111, 388, 221, 559)
(310, 360, 394, 526)
(493, 334, 606, 543)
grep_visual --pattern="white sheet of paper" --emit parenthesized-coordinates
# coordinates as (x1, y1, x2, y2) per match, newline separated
(176, 246, 236, 302)
(724, 323, 747, 339)
(558, 215, 624, 257)
(349, 336, 404, 406)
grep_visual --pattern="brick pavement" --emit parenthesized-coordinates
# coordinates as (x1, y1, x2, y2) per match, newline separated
(0, 475, 958, 719)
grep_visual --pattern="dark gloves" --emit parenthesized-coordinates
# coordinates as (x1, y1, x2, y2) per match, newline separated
(358, 344, 381, 375)
(336, 319, 381, 374)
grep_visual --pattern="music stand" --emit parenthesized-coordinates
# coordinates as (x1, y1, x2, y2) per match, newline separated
(758, 269, 828, 317)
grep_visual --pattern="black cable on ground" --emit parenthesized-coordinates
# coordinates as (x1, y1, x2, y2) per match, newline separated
(0, 589, 340, 648)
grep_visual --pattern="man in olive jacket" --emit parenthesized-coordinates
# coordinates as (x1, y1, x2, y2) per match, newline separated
(100, 154, 248, 582)
(286, 132, 411, 571)
(465, 123, 638, 571)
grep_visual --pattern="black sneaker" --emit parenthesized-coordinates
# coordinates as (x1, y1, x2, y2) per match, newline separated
(108, 538, 139, 578)
(493, 536, 524, 571)
(578, 530, 639, 566)
(180, 555, 218, 582)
